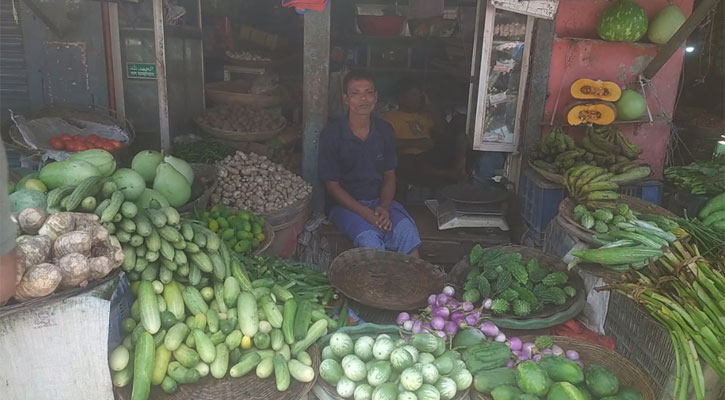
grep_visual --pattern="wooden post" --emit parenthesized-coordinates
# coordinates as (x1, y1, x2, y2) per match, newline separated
(152, 0, 170, 149)
(302, 6, 331, 213)
(643, 0, 721, 79)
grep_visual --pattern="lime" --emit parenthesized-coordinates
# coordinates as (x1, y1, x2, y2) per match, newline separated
(236, 230, 247, 240)
(218, 217, 229, 229)
(225, 237, 238, 247)
(221, 228, 235, 240)
(234, 240, 251, 254)
(252, 223, 262, 235)
(242, 221, 252, 232)
(208, 219, 219, 232)
(231, 218, 245, 230)
(210, 205, 220, 213)
(255, 233, 266, 242)
(23, 178, 47, 193)
(240, 212, 251, 221)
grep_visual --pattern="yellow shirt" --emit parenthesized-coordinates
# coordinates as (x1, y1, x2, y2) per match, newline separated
(383, 109, 435, 155)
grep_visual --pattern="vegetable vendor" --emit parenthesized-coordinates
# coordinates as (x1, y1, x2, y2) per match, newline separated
(318, 71, 422, 256)
(0, 140, 18, 305)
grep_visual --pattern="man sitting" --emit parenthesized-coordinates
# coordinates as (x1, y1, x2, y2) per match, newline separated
(318, 71, 422, 256)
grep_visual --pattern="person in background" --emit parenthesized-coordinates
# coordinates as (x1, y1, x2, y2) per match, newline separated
(0, 140, 18, 304)
(383, 79, 467, 183)
(318, 70, 422, 257)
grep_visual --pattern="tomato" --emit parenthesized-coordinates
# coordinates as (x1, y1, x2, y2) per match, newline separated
(88, 134, 100, 142)
(75, 142, 89, 151)
(101, 142, 115, 152)
(65, 141, 80, 152)
(49, 137, 65, 150)
(110, 140, 123, 150)
(59, 133, 73, 141)
(72, 134, 84, 141)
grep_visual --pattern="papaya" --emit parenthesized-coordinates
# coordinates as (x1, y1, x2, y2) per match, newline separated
(538, 355, 584, 384)
(585, 364, 619, 398)
(548, 382, 586, 400)
(566, 102, 617, 126)
(570, 79, 622, 102)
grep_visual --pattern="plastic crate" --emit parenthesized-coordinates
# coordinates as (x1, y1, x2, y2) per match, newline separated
(543, 216, 590, 262)
(518, 168, 566, 233)
(518, 168, 664, 233)
(664, 189, 711, 218)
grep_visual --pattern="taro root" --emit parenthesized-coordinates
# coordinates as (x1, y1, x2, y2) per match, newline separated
(88, 256, 114, 281)
(71, 213, 109, 245)
(57, 253, 90, 289)
(18, 207, 48, 235)
(38, 213, 75, 242)
(92, 236, 125, 270)
(15, 263, 63, 301)
(53, 231, 92, 259)
(16, 235, 52, 270)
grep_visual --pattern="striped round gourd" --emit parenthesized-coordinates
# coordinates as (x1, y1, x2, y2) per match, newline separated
(597, 0, 648, 42)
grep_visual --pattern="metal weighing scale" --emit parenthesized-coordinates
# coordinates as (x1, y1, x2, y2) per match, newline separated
(425, 183, 510, 231)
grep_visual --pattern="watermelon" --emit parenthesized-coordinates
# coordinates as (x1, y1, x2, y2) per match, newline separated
(597, 0, 648, 42)
(648, 5, 686, 45)
(616, 90, 647, 121)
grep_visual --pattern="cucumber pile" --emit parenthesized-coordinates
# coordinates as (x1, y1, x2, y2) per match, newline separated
(569, 203, 683, 272)
(319, 332, 472, 400)
(111, 262, 339, 398)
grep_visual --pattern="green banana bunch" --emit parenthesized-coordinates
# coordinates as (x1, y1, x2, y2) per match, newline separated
(564, 165, 620, 204)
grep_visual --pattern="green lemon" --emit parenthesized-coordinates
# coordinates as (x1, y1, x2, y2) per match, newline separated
(23, 178, 47, 193)
(208, 219, 219, 232)
(221, 228, 235, 240)
(242, 221, 252, 232)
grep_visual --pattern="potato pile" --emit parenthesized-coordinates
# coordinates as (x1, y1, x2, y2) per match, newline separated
(225, 50, 271, 62)
(210, 151, 312, 213)
(11, 208, 124, 302)
(196, 105, 284, 133)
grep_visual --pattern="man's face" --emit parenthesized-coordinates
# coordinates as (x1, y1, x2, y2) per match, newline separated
(344, 78, 377, 116)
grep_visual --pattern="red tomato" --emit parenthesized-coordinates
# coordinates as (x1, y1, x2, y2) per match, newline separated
(65, 141, 80, 152)
(49, 137, 65, 150)
(76, 142, 89, 151)
(88, 134, 100, 142)
(101, 142, 115, 152)
(72, 134, 84, 141)
(59, 133, 73, 141)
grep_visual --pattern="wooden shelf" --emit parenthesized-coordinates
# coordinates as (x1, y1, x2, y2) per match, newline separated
(541, 115, 672, 127)
(554, 36, 659, 49)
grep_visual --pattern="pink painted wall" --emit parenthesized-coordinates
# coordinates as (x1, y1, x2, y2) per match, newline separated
(543, 0, 695, 178)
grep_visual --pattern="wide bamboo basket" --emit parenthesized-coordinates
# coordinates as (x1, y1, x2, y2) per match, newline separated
(116, 345, 320, 400)
(558, 195, 678, 244)
(328, 248, 447, 311)
(472, 336, 656, 400)
(205, 80, 286, 108)
(194, 115, 286, 143)
(447, 245, 585, 329)
(177, 163, 218, 215)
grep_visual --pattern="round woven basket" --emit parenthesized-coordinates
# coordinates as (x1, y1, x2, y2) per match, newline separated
(558, 195, 678, 244)
(205, 80, 286, 108)
(116, 345, 320, 400)
(194, 115, 286, 143)
(177, 163, 218, 215)
(329, 248, 447, 311)
(528, 160, 565, 185)
(447, 245, 585, 329)
(0, 270, 120, 318)
(252, 221, 275, 256)
(472, 336, 656, 400)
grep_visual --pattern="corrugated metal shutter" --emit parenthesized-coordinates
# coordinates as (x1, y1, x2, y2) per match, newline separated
(1, 0, 30, 127)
